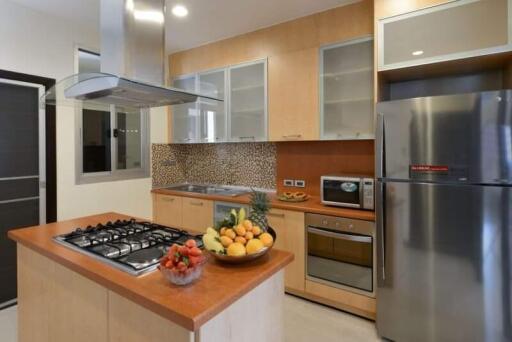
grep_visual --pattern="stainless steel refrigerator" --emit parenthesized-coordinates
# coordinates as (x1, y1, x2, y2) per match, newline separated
(376, 90, 512, 342)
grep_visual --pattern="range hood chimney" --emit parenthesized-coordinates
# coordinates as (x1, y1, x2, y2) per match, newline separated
(100, 0, 165, 85)
(44, 0, 219, 108)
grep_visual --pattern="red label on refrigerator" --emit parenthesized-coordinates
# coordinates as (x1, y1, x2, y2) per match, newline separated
(410, 165, 449, 173)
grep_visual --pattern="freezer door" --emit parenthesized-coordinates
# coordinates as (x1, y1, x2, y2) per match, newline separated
(377, 181, 512, 342)
(376, 90, 512, 184)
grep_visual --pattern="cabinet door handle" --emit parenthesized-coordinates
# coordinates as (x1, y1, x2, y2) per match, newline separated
(190, 201, 204, 206)
(162, 197, 175, 202)
(282, 134, 302, 139)
(268, 212, 285, 218)
(239, 136, 256, 141)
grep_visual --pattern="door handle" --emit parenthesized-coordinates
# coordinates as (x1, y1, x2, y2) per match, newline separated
(376, 181, 386, 284)
(190, 201, 204, 206)
(267, 212, 285, 218)
(375, 113, 385, 179)
(162, 197, 175, 202)
(282, 134, 302, 140)
(307, 227, 372, 243)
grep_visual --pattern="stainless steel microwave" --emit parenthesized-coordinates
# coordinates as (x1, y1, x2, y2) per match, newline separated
(321, 175, 374, 210)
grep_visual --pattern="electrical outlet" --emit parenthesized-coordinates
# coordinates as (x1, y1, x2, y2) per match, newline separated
(283, 179, 294, 187)
(294, 180, 306, 188)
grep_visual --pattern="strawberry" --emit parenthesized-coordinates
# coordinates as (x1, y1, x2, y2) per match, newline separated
(168, 244, 178, 257)
(177, 261, 187, 271)
(188, 255, 201, 267)
(178, 245, 189, 256)
(188, 247, 202, 257)
(185, 239, 197, 248)
(165, 260, 173, 269)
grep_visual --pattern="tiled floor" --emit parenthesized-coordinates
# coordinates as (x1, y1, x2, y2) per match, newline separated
(283, 295, 381, 342)
(0, 296, 380, 342)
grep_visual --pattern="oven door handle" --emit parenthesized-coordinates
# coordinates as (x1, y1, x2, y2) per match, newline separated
(307, 227, 372, 243)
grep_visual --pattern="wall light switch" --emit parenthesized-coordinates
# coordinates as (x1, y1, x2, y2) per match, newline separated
(294, 180, 306, 188)
(283, 179, 294, 187)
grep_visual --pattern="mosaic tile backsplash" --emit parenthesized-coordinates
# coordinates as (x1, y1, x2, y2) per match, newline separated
(152, 143, 276, 189)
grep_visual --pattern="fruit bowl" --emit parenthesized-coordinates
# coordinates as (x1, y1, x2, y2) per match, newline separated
(158, 259, 206, 286)
(158, 239, 207, 286)
(206, 227, 276, 264)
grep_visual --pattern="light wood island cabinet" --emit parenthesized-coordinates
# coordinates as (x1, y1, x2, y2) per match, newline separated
(10, 213, 292, 342)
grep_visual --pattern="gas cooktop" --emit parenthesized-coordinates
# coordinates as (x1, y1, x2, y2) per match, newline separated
(53, 219, 203, 276)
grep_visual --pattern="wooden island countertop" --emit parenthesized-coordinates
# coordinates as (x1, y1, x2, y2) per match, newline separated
(8, 212, 293, 333)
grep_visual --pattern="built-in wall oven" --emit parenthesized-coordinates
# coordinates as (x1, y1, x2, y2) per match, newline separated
(306, 213, 375, 297)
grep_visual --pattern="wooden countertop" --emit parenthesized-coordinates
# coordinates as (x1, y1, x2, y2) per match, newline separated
(152, 188, 376, 222)
(8, 212, 293, 331)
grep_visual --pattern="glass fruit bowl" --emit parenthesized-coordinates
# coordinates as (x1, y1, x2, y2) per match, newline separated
(158, 260, 206, 286)
(158, 240, 207, 286)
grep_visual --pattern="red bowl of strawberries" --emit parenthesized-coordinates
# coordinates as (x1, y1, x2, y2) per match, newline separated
(158, 239, 207, 286)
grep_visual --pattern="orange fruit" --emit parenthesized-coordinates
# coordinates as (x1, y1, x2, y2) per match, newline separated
(244, 231, 254, 240)
(246, 239, 264, 255)
(259, 232, 273, 247)
(235, 224, 246, 236)
(235, 236, 247, 245)
(252, 226, 262, 236)
(225, 228, 236, 240)
(227, 242, 246, 257)
(220, 236, 233, 248)
(242, 219, 253, 231)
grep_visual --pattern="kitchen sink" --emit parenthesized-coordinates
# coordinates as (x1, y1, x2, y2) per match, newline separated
(164, 184, 249, 197)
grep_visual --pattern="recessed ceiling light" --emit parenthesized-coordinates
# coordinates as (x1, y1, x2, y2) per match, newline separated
(134, 10, 165, 23)
(172, 5, 188, 18)
(412, 50, 424, 56)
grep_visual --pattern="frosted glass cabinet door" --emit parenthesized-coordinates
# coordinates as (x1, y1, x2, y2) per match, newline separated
(229, 61, 267, 141)
(320, 37, 374, 140)
(379, 0, 512, 71)
(198, 69, 227, 142)
(172, 76, 198, 143)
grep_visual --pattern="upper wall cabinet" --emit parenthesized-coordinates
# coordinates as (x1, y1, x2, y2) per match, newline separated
(172, 76, 198, 143)
(198, 69, 227, 143)
(171, 60, 267, 143)
(378, 0, 512, 71)
(229, 60, 268, 142)
(269, 48, 319, 141)
(320, 37, 374, 140)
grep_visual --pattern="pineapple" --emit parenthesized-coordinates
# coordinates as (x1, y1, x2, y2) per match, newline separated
(248, 191, 271, 230)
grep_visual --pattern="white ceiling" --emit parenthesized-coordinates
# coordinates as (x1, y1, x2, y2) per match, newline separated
(8, 0, 356, 53)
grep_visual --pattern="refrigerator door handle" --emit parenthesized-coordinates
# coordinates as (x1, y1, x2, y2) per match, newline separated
(376, 181, 386, 284)
(375, 113, 385, 179)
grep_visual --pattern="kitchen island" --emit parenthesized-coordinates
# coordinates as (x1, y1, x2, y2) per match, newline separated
(8, 212, 293, 342)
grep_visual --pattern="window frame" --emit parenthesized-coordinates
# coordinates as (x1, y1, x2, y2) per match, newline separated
(74, 47, 150, 185)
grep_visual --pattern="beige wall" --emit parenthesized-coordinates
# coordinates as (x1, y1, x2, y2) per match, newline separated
(0, 0, 168, 221)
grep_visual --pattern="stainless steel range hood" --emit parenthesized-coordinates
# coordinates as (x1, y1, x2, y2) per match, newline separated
(43, 0, 220, 108)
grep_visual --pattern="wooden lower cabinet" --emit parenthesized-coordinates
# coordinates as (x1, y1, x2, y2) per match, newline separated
(181, 197, 214, 232)
(18, 245, 109, 342)
(153, 194, 183, 228)
(305, 280, 376, 320)
(267, 209, 305, 292)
